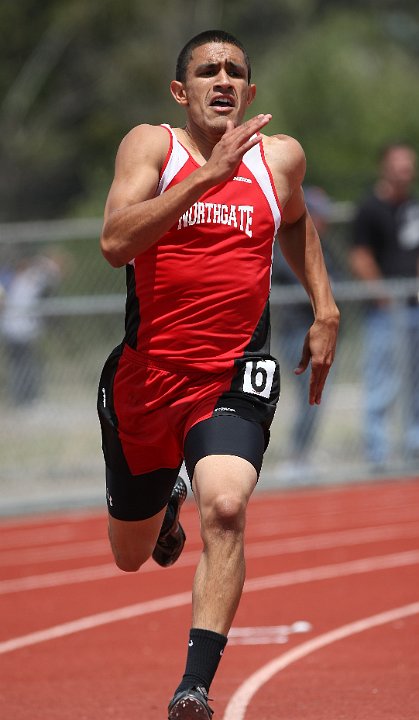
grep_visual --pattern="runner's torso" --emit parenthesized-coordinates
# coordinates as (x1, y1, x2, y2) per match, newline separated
(123, 124, 282, 372)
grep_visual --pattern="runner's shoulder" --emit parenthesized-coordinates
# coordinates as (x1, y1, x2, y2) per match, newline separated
(117, 124, 171, 166)
(263, 133, 306, 183)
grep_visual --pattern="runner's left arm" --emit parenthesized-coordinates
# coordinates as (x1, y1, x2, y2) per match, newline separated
(276, 152, 340, 405)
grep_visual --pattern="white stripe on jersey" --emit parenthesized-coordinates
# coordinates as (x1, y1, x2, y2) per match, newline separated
(242, 143, 282, 233)
(158, 124, 189, 194)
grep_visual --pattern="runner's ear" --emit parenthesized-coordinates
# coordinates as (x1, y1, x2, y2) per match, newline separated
(170, 80, 188, 107)
(246, 83, 256, 107)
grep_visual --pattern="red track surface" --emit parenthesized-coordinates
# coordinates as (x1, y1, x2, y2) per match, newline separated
(1, 478, 419, 719)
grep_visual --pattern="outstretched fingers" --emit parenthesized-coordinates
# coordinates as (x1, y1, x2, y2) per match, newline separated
(209, 113, 272, 183)
(220, 113, 272, 153)
(309, 357, 333, 406)
(230, 113, 272, 147)
(295, 320, 338, 406)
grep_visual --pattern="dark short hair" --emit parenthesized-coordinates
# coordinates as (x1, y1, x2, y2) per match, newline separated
(176, 29, 251, 84)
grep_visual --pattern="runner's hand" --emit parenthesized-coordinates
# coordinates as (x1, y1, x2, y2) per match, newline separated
(204, 114, 272, 184)
(295, 317, 339, 406)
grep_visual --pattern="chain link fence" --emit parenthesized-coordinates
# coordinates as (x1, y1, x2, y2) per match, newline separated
(0, 212, 418, 514)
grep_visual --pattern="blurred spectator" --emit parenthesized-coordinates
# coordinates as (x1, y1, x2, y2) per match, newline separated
(272, 186, 334, 476)
(350, 142, 419, 467)
(0, 251, 62, 406)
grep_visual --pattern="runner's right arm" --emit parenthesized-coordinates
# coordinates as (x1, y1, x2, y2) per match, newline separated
(101, 115, 271, 267)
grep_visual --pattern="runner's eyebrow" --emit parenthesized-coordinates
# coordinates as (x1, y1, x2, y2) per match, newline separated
(195, 61, 247, 76)
(195, 62, 215, 73)
(227, 61, 247, 75)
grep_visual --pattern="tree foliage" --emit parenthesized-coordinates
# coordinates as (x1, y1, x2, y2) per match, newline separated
(0, 0, 418, 219)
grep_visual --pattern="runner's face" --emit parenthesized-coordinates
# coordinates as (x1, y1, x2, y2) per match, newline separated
(181, 42, 255, 133)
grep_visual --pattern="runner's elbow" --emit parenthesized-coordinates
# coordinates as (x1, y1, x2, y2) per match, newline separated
(100, 230, 127, 268)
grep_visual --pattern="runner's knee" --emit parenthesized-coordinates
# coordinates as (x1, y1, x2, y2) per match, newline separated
(204, 492, 247, 533)
(110, 541, 152, 573)
(108, 514, 162, 572)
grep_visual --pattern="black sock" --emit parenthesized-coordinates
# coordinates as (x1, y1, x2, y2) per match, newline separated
(175, 628, 228, 694)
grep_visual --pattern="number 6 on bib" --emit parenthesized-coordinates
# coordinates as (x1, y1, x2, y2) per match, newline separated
(242, 359, 276, 399)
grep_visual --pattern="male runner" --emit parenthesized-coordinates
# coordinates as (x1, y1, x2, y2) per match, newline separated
(97, 29, 339, 719)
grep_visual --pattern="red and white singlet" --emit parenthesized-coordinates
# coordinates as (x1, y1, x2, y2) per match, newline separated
(123, 124, 282, 373)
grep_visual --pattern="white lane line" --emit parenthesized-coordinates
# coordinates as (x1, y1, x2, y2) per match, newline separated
(2, 519, 419, 584)
(0, 506, 195, 547)
(0, 539, 111, 566)
(1, 549, 419, 655)
(0, 525, 78, 548)
(0, 563, 125, 594)
(244, 522, 419, 559)
(0, 592, 191, 656)
(228, 622, 312, 645)
(2, 481, 417, 543)
(0, 553, 199, 595)
(244, 549, 419, 593)
(249, 506, 419, 537)
(222, 601, 419, 720)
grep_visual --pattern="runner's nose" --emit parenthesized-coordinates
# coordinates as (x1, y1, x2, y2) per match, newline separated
(214, 69, 233, 89)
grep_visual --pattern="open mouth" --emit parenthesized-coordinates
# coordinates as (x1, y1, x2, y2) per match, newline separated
(210, 96, 235, 109)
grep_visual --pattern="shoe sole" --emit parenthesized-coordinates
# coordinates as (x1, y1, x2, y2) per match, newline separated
(168, 695, 211, 720)
(153, 478, 187, 567)
(153, 523, 186, 567)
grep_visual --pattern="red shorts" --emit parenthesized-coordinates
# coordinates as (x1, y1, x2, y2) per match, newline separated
(112, 345, 237, 474)
(97, 343, 279, 520)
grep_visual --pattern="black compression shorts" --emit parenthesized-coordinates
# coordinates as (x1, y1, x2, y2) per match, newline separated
(102, 413, 268, 522)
